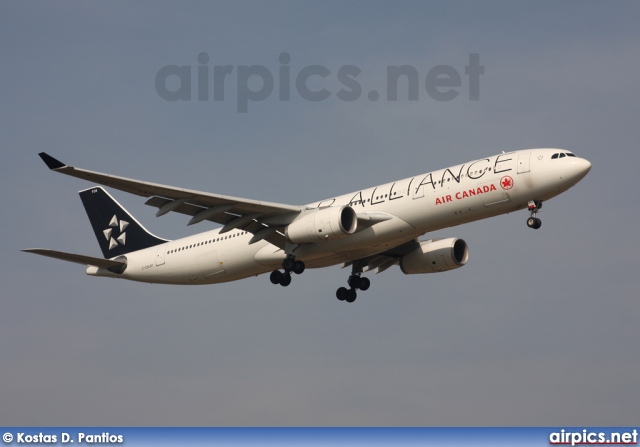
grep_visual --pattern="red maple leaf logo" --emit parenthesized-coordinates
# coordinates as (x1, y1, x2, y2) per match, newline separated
(500, 176, 514, 190)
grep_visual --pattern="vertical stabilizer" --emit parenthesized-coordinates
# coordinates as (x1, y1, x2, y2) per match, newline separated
(79, 187, 168, 258)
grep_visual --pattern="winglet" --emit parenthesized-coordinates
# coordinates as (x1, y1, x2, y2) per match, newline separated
(38, 152, 66, 170)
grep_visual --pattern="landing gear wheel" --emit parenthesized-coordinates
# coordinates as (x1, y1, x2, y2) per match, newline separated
(273, 256, 304, 286)
(336, 272, 370, 302)
(348, 275, 362, 289)
(527, 217, 542, 229)
(279, 272, 292, 287)
(293, 260, 305, 275)
(270, 270, 283, 285)
(282, 257, 295, 272)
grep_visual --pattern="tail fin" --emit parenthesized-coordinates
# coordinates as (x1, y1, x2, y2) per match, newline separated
(79, 187, 168, 258)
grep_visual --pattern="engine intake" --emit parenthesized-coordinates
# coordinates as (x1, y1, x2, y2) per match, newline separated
(400, 238, 469, 274)
(285, 206, 358, 244)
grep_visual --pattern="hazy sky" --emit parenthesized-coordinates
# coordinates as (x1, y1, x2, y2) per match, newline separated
(2, 1, 639, 425)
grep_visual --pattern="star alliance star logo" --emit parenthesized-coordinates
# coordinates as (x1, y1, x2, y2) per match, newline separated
(103, 215, 129, 250)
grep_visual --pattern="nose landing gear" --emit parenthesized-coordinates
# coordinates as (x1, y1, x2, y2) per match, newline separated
(526, 200, 542, 229)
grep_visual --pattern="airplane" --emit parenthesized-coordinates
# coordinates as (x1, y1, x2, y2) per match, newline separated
(23, 149, 591, 303)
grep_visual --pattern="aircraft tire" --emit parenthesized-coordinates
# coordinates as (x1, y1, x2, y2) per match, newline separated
(293, 260, 305, 275)
(270, 270, 283, 284)
(280, 273, 292, 287)
(282, 258, 295, 272)
(348, 275, 362, 289)
(336, 287, 348, 301)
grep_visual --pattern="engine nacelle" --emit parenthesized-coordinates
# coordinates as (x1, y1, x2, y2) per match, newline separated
(285, 206, 358, 244)
(400, 238, 469, 274)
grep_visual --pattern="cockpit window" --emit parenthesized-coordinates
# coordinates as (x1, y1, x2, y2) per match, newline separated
(551, 152, 577, 160)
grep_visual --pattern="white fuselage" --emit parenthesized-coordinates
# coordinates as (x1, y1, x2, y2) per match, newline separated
(87, 149, 591, 285)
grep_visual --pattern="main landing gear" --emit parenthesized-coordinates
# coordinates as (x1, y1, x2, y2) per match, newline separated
(269, 255, 305, 287)
(336, 273, 371, 303)
(526, 200, 542, 229)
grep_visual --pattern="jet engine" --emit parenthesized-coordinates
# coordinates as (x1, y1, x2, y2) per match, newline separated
(399, 238, 469, 274)
(285, 206, 358, 244)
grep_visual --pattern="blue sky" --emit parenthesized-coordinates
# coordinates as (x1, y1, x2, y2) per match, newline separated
(1, 1, 639, 425)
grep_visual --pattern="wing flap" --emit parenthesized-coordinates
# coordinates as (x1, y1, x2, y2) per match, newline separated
(144, 196, 231, 221)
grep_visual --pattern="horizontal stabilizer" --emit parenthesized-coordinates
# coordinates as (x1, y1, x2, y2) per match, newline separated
(22, 248, 126, 272)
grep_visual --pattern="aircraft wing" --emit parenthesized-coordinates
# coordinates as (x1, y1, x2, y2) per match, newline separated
(39, 153, 303, 248)
(22, 248, 126, 272)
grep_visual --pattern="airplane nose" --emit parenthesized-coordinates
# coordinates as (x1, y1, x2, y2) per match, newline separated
(566, 157, 591, 185)
(575, 158, 592, 178)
